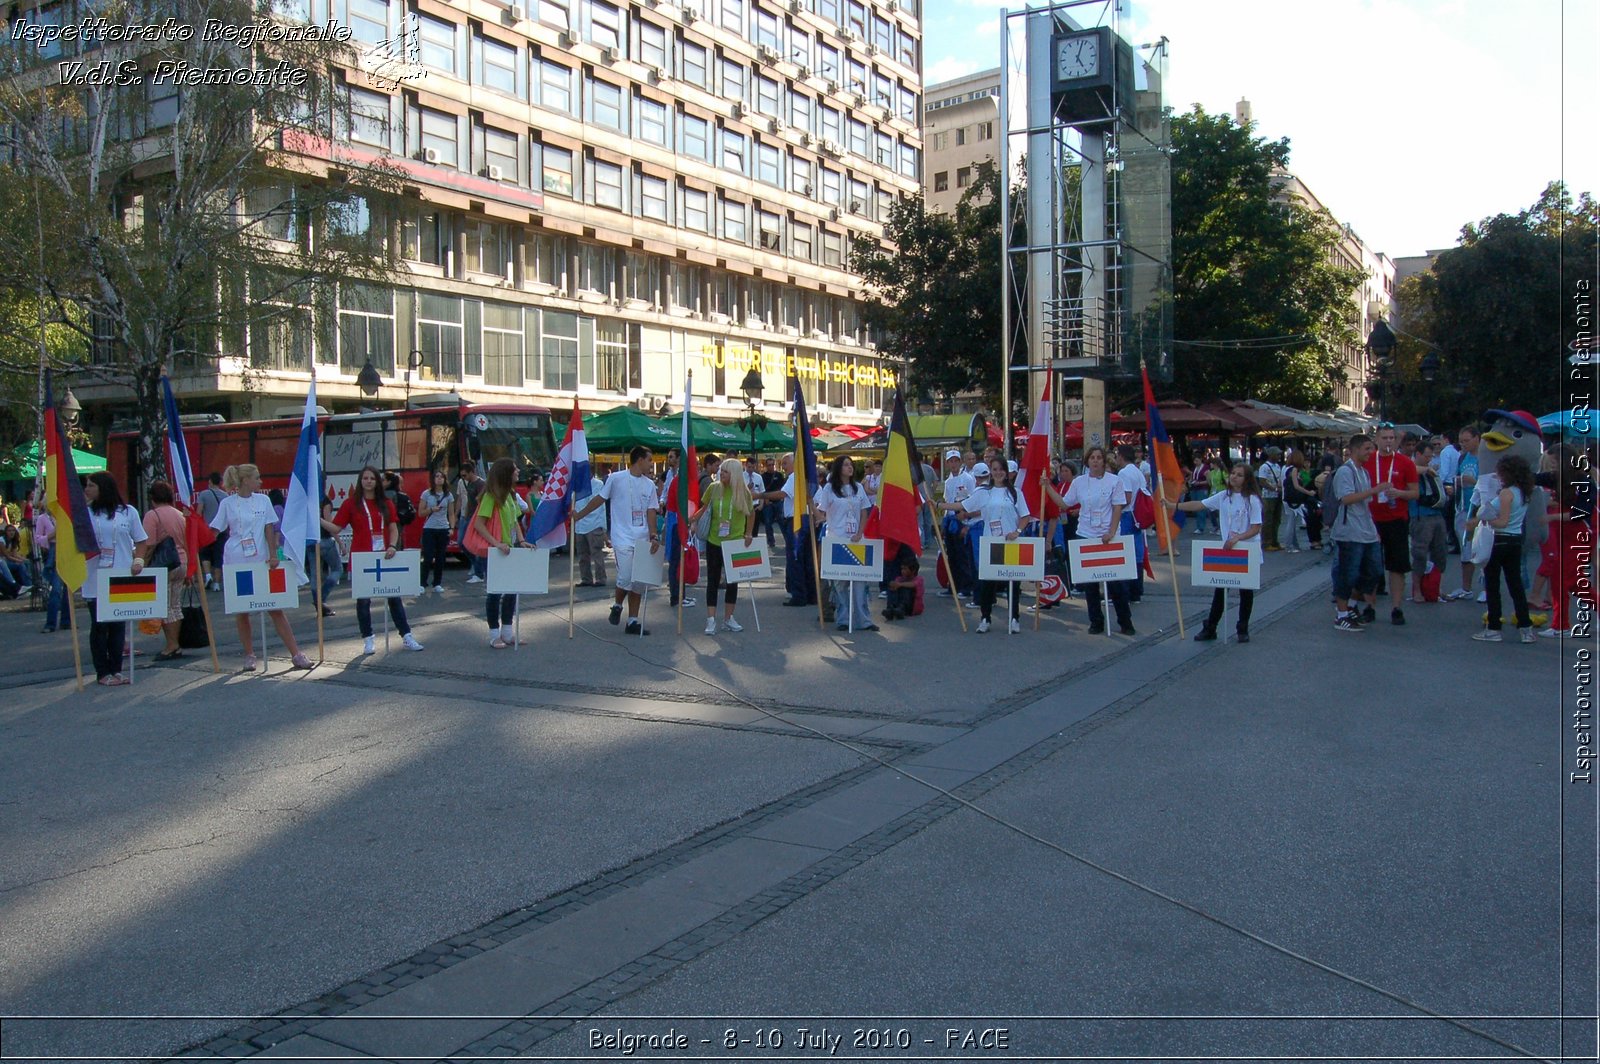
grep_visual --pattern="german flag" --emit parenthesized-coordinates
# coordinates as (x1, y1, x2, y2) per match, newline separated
(107, 575, 160, 604)
(988, 541, 1036, 568)
(876, 391, 923, 558)
(43, 372, 99, 591)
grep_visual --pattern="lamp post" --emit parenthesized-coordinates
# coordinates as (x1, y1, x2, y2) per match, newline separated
(1365, 321, 1397, 421)
(404, 349, 425, 408)
(738, 367, 766, 458)
(57, 385, 82, 430)
(1419, 350, 1440, 430)
(356, 358, 382, 399)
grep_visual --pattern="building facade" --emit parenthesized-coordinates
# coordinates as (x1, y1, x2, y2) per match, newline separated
(43, 0, 923, 431)
(920, 66, 997, 215)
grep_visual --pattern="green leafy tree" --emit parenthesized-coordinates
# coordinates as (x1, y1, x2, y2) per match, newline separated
(1169, 107, 1364, 409)
(0, 0, 403, 498)
(851, 162, 1021, 404)
(1390, 181, 1598, 429)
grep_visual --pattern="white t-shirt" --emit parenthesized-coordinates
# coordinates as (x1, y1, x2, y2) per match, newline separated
(1203, 490, 1264, 543)
(943, 470, 978, 526)
(779, 473, 796, 518)
(1116, 464, 1150, 501)
(963, 485, 1031, 538)
(1061, 472, 1127, 538)
(211, 492, 278, 565)
(84, 504, 148, 600)
(574, 487, 607, 535)
(598, 470, 656, 543)
(1257, 461, 1282, 499)
(813, 482, 870, 539)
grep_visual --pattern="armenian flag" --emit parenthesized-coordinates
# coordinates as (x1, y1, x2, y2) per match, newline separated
(1200, 547, 1253, 574)
(106, 575, 159, 604)
(988, 541, 1037, 568)
(875, 391, 923, 557)
(42, 372, 99, 591)
(1142, 364, 1185, 551)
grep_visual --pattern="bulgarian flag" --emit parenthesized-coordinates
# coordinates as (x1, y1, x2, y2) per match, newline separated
(676, 374, 699, 521)
(43, 371, 99, 591)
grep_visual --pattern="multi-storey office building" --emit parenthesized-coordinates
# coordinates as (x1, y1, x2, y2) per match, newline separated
(46, 0, 923, 431)
(920, 66, 996, 215)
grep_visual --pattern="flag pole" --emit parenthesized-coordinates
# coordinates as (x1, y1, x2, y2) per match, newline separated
(922, 497, 967, 633)
(67, 594, 84, 690)
(314, 539, 326, 663)
(809, 518, 826, 631)
(1154, 461, 1186, 639)
(567, 519, 576, 639)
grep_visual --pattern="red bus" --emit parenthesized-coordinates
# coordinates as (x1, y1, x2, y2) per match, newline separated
(107, 396, 558, 549)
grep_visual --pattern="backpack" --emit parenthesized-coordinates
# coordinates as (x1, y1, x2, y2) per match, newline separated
(1132, 490, 1156, 530)
(1415, 470, 1445, 511)
(392, 490, 417, 526)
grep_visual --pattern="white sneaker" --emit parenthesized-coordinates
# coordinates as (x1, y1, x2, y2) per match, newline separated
(433, 585, 444, 593)
(1447, 588, 1470, 601)
(467, 574, 483, 584)
(1472, 629, 1502, 642)
(362, 636, 375, 655)
(499, 625, 519, 645)
(878, 590, 888, 598)
(1476, 590, 1487, 603)
(402, 634, 425, 651)
(976, 618, 990, 633)
(704, 617, 718, 635)
(722, 617, 744, 632)
(1539, 627, 1562, 638)
(681, 596, 698, 607)
(1008, 618, 1021, 634)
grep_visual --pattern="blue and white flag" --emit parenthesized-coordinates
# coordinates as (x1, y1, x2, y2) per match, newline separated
(161, 376, 195, 506)
(279, 379, 321, 585)
(527, 400, 591, 549)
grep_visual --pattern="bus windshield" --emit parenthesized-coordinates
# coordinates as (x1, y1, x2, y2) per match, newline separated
(474, 412, 556, 478)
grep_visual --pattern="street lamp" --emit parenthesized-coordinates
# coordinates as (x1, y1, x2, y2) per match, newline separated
(356, 358, 383, 398)
(1418, 350, 1441, 431)
(57, 386, 82, 429)
(1365, 321, 1397, 420)
(404, 349, 425, 408)
(738, 366, 766, 458)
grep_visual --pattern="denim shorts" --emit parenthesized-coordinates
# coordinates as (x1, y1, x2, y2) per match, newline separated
(1332, 540, 1384, 601)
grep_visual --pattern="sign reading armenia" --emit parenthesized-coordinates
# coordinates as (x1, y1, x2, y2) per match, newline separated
(698, 343, 898, 389)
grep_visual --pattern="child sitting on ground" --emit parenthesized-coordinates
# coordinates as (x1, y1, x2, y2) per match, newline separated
(884, 556, 924, 620)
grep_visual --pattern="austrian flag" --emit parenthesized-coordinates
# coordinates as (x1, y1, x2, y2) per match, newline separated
(1077, 542, 1131, 569)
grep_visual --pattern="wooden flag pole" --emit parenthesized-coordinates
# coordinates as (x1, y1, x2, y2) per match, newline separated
(68, 592, 85, 690)
(567, 521, 576, 639)
(313, 539, 326, 663)
(922, 498, 967, 633)
(196, 574, 221, 674)
(1156, 476, 1186, 639)
(809, 518, 826, 631)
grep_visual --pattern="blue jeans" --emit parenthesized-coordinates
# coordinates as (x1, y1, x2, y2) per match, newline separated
(42, 547, 64, 628)
(832, 579, 872, 629)
(1332, 540, 1383, 603)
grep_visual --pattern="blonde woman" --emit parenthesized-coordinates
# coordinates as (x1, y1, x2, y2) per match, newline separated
(691, 457, 756, 635)
(209, 463, 313, 672)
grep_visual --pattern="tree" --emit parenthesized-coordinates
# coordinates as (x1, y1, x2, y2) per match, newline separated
(1169, 107, 1365, 409)
(0, 0, 402, 499)
(851, 162, 1021, 404)
(1389, 181, 1598, 430)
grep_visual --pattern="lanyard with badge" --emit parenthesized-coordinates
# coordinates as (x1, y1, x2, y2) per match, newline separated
(236, 499, 260, 558)
(366, 500, 385, 551)
(1377, 453, 1393, 505)
(716, 486, 734, 539)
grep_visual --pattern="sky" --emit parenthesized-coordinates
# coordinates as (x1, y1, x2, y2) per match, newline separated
(920, 0, 1600, 260)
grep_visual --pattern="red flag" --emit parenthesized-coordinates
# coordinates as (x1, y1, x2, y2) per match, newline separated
(1017, 371, 1059, 521)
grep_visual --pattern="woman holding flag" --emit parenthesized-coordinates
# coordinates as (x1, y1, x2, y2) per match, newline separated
(211, 464, 314, 672)
(324, 466, 425, 655)
(692, 457, 756, 635)
(1166, 464, 1263, 643)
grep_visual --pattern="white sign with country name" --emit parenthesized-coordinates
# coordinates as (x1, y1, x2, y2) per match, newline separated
(97, 567, 169, 622)
(629, 541, 666, 587)
(1067, 536, 1137, 583)
(349, 550, 423, 599)
(978, 537, 1047, 582)
(819, 537, 883, 582)
(486, 547, 550, 595)
(722, 540, 773, 583)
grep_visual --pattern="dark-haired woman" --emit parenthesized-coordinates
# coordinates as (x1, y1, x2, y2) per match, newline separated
(1467, 453, 1536, 643)
(812, 455, 875, 631)
(325, 466, 425, 656)
(418, 467, 454, 593)
(471, 457, 531, 648)
(81, 472, 147, 686)
(141, 480, 189, 661)
(1167, 463, 1263, 643)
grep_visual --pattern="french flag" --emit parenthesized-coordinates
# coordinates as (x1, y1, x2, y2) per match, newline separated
(528, 400, 591, 549)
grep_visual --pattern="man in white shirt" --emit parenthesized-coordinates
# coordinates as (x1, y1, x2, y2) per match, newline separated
(1434, 434, 1461, 553)
(573, 460, 610, 586)
(939, 449, 978, 599)
(574, 446, 661, 635)
(1256, 446, 1284, 552)
(1111, 444, 1151, 602)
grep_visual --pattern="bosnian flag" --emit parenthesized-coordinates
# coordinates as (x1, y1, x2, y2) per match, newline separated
(279, 378, 321, 585)
(528, 399, 592, 549)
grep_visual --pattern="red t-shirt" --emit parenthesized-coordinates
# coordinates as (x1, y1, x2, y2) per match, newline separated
(333, 497, 398, 554)
(1364, 451, 1417, 523)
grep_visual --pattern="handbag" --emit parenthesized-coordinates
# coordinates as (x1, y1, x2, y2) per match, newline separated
(178, 585, 209, 649)
(462, 507, 496, 557)
(148, 535, 181, 571)
(1468, 521, 1495, 566)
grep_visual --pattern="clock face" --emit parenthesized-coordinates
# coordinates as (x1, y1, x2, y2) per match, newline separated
(1056, 34, 1100, 80)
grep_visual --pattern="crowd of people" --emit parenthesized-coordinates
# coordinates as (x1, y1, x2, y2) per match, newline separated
(3, 406, 1590, 687)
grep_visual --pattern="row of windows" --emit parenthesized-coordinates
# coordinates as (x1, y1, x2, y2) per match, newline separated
(924, 85, 999, 113)
(930, 166, 981, 194)
(926, 123, 995, 153)
(338, 89, 914, 221)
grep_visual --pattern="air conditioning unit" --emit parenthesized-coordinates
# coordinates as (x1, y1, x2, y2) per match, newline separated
(841, 26, 859, 41)
(801, 182, 813, 195)
(799, 132, 813, 146)
(557, 29, 575, 46)
(650, 396, 668, 413)
(602, 45, 619, 62)
(797, 64, 812, 79)
(731, 102, 745, 118)
(482, 164, 505, 180)
(787, 0, 802, 11)
(757, 44, 779, 64)
(417, 147, 441, 164)
(848, 198, 862, 212)
(760, 230, 780, 249)
(646, 65, 663, 83)
(827, 207, 839, 220)
(825, 79, 839, 94)
(636, 396, 654, 411)
(864, 42, 877, 55)
(820, 138, 840, 155)
(680, 7, 697, 22)
(503, 4, 525, 22)
(767, 117, 780, 133)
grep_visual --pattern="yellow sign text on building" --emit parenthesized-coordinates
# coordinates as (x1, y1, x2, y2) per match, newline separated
(698, 342, 896, 390)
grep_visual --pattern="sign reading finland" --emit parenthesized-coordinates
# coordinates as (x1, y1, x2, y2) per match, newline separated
(223, 564, 300, 614)
(98, 568, 168, 622)
(349, 550, 422, 599)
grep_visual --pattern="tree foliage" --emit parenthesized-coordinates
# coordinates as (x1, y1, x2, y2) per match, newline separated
(1388, 181, 1598, 430)
(0, 0, 403, 498)
(1169, 107, 1364, 410)
(851, 162, 1020, 404)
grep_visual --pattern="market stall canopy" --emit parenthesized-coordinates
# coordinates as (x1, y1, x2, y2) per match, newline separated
(909, 413, 987, 449)
(1198, 399, 1294, 434)
(1243, 401, 1371, 438)
(1117, 400, 1240, 434)
(1540, 410, 1600, 440)
(0, 440, 106, 479)
(580, 407, 681, 453)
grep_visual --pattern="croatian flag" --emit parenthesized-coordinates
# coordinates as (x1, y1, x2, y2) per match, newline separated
(528, 399, 591, 549)
(279, 378, 321, 585)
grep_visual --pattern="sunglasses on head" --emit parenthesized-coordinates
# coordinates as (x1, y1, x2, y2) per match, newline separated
(1376, 421, 1395, 430)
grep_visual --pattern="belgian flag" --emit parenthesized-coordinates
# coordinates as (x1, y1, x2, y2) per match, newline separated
(874, 391, 923, 558)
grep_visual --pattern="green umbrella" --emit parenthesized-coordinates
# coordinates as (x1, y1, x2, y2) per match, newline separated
(581, 406, 682, 454)
(0, 439, 107, 479)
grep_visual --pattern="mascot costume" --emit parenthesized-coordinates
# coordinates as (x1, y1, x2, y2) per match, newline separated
(1475, 409, 1550, 628)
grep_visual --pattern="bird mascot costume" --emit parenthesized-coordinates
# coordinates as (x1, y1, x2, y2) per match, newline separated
(1475, 409, 1551, 628)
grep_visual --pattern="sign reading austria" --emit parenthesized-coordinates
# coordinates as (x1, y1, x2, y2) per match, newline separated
(1190, 541, 1262, 590)
(1067, 536, 1137, 583)
(978, 537, 1046, 582)
(722, 541, 772, 583)
(224, 563, 299, 614)
(350, 550, 422, 599)
(819, 537, 882, 581)
(98, 568, 168, 622)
